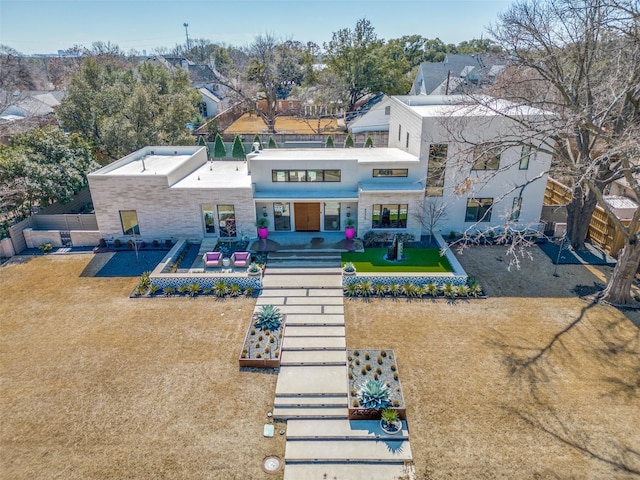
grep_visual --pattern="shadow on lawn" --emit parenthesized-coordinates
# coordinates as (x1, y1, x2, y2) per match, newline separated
(486, 302, 640, 476)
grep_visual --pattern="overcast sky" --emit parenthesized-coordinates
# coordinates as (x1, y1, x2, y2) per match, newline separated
(1, 0, 513, 55)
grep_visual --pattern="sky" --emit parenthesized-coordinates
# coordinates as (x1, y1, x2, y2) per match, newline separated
(1, 0, 513, 55)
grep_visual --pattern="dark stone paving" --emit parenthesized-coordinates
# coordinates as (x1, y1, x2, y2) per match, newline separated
(538, 240, 616, 266)
(94, 250, 168, 277)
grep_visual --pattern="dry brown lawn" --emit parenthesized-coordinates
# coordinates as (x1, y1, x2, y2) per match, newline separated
(225, 113, 342, 135)
(346, 246, 640, 479)
(2, 247, 639, 479)
(0, 254, 284, 480)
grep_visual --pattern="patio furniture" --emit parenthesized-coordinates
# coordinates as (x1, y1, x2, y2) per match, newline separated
(203, 251, 222, 268)
(222, 257, 231, 267)
(231, 251, 250, 267)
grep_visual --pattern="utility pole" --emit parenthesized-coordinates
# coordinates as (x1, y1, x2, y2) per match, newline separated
(183, 22, 190, 51)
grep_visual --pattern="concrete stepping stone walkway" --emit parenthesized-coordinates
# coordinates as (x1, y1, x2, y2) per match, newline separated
(261, 268, 414, 480)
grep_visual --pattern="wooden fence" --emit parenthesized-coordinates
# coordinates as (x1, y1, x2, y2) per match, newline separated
(543, 178, 632, 256)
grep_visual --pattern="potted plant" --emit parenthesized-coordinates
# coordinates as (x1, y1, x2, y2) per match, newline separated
(247, 262, 262, 276)
(342, 261, 356, 276)
(256, 217, 269, 239)
(344, 218, 356, 240)
(380, 408, 402, 435)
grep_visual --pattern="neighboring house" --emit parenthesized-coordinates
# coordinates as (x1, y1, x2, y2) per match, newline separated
(151, 55, 229, 118)
(410, 54, 507, 96)
(88, 96, 551, 243)
(0, 90, 65, 120)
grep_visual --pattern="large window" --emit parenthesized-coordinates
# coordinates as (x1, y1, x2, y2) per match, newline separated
(324, 202, 341, 231)
(398, 125, 402, 141)
(371, 204, 408, 229)
(218, 205, 236, 237)
(202, 205, 215, 234)
(465, 198, 493, 222)
(119, 210, 139, 235)
(273, 202, 291, 231)
(373, 169, 408, 177)
(520, 145, 531, 170)
(272, 169, 340, 182)
(426, 144, 447, 196)
(472, 144, 501, 170)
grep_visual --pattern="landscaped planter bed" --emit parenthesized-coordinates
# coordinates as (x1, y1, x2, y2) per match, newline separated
(347, 348, 406, 421)
(239, 306, 285, 369)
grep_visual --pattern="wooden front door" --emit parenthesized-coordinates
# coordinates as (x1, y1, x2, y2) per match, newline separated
(294, 203, 321, 231)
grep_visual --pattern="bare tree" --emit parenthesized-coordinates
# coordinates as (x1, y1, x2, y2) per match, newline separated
(482, 0, 640, 306)
(414, 198, 449, 247)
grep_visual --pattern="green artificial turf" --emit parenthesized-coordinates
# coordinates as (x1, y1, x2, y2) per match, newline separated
(342, 248, 454, 273)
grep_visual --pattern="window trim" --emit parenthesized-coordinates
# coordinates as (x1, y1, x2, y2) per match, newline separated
(472, 144, 501, 171)
(372, 168, 408, 178)
(119, 210, 140, 235)
(371, 203, 408, 229)
(519, 145, 531, 170)
(465, 198, 493, 223)
(271, 169, 341, 182)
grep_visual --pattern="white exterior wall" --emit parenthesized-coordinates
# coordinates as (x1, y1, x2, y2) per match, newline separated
(417, 113, 551, 234)
(357, 190, 424, 240)
(88, 174, 255, 241)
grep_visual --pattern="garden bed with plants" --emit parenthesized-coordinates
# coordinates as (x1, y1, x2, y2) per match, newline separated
(132, 273, 259, 298)
(347, 348, 406, 421)
(343, 277, 484, 299)
(239, 305, 285, 368)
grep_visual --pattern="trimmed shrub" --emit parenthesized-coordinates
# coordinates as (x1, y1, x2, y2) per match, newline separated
(252, 134, 263, 149)
(364, 135, 374, 148)
(213, 133, 226, 158)
(268, 136, 277, 148)
(325, 135, 335, 148)
(231, 135, 245, 159)
(344, 133, 354, 148)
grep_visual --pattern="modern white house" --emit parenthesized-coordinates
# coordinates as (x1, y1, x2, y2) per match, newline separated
(87, 96, 552, 244)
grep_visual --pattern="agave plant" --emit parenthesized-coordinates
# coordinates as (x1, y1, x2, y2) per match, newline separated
(469, 283, 483, 297)
(247, 262, 261, 274)
(424, 282, 439, 297)
(373, 283, 387, 297)
(441, 282, 457, 299)
(228, 283, 242, 297)
(254, 305, 283, 331)
(344, 282, 360, 297)
(342, 261, 356, 274)
(387, 283, 401, 297)
(187, 282, 201, 297)
(358, 280, 374, 297)
(244, 286, 255, 297)
(213, 280, 228, 298)
(402, 283, 419, 298)
(163, 286, 175, 296)
(177, 284, 189, 295)
(456, 284, 470, 297)
(357, 379, 391, 410)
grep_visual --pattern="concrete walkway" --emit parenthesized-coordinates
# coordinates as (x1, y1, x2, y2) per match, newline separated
(261, 268, 414, 480)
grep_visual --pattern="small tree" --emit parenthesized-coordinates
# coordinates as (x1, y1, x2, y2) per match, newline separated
(231, 135, 246, 159)
(325, 135, 335, 148)
(213, 133, 226, 158)
(344, 133, 354, 148)
(364, 135, 374, 148)
(267, 136, 277, 148)
(252, 133, 263, 150)
(414, 198, 448, 247)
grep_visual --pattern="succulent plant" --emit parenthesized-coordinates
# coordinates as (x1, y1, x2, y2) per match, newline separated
(343, 261, 356, 273)
(357, 380, 391, 410)
(254, 305, 283, 331)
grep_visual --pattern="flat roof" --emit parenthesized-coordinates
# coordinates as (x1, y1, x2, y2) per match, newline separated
(251, 148, 419, 164)
(93, 146, 203, 177)
(253, 190, 358, 200)
(393, 95, 550, 118)
(171, 161, 252, 189)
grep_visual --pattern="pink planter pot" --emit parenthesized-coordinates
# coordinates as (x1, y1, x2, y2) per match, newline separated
(258, 227, 269, 239)
(345, 227, 355, 240)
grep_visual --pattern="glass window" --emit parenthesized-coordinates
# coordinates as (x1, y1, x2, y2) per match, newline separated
(272, 170, 289, 182)
(202, 205, 215, 234)
(520, 145, 531, 170)
(398, 125, 402, 141)
(465, 198, 493, 222)
(273, 202, 291, 231)
(289, 170, 307, 182)
(384, 106, 390, 115)
(510, 197, 522, 221)
(373, 169, 408, 177)
(119, 210, 139, 235)
(307, 170, 323, 182)
(406, 132, 410, 148)
(472, 144, 501, 170)
(426, 144, 447, 196)
(218, 205, 236, 237)
(324, 202, 341, 231)
(371, 204, 408, 229)
(323, 170, 341, 182)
